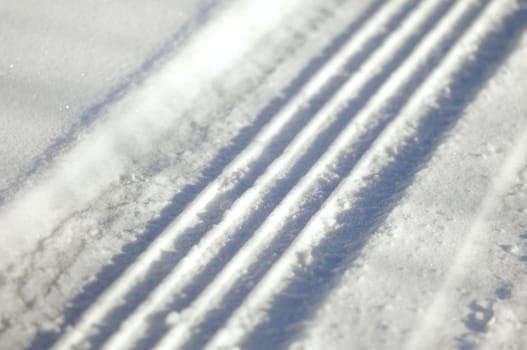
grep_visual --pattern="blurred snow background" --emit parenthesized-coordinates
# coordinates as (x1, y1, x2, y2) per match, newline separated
(0, 0, 212, 197)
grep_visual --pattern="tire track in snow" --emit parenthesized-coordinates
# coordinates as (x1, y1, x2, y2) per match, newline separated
(100, 0, 456, 348)
(49, 1, 414, 349)
(146, 0, 492, 348)
(198, 2, 522, 349)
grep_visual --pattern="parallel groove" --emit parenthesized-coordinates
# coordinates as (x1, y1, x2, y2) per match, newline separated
(47, 0, 514, 348)
(135, 0, 496, 345)
(157, 0, 486, 346)
(101, 0, 441, 348)
(50, 0, 414, 348)
(201, 1, 515, 349)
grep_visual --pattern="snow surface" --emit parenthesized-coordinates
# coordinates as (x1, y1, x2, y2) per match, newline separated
(0, 0, 213, 198)
(0, 0, 526, 349)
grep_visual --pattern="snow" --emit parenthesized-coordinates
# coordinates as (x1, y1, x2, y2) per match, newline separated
(0, 0, 526, 349)
(0, 0, 309, 271)
(0, 0, 210, 198)
(300, 27, 527, 349)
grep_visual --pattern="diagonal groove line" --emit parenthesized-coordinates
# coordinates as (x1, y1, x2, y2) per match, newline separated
(49, 0, 413, 348)
(144, 0, 490, 348)
(34, 4, 364, 348)
(62, 0, 398, 348)
(203, 2, 525, 350)
(99, 0, 441, 348)
(101, 0, 456, 348)
(163, 0, 488, 345)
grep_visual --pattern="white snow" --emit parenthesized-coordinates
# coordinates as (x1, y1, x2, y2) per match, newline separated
(0, 0, 210, 197)
(298, 20, 527, 350)
(0, 0, 526, 349)
(0, 0, 305, 271)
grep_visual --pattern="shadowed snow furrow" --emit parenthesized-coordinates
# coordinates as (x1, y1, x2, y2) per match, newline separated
(49, 1, 416, 349)
(100, 1, 457, 348)
(200, 2, 520, 349)
(149, 0, 492, 348)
